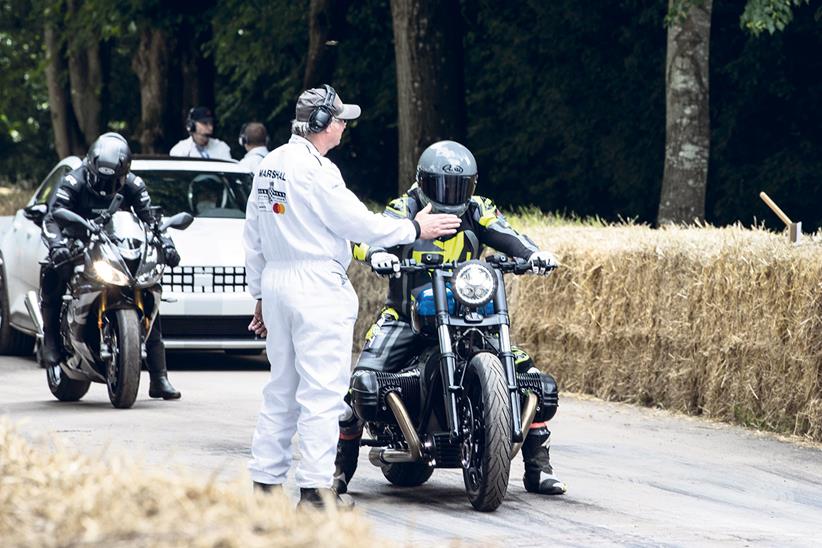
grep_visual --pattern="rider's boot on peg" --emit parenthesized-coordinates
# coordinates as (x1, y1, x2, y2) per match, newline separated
(332, 408, 363, 495)
(522, 425, 567, 495)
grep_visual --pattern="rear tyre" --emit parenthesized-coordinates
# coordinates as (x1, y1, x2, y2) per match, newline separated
(0, 267, 34, 355)
(46, 363, 90, 401)
(461, 352, 513, 512)
(106, 308, 142, 409)
(380, 461, 434, 487)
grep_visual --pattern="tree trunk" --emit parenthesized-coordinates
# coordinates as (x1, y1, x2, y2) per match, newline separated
(303, 0, 349, 89)
(44, 24, 84, 159)
(132, 28, 171, 154)
(657, 0, 713, 225)
(66, 0, 102, 146)
(391, 0, 466, 194)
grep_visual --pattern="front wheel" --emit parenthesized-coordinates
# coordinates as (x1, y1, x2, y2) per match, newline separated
(46, 363, 90, 401)
(461, 352, 513, 512)
(381, 461, 434, 487)
(105, 308, 142, 409)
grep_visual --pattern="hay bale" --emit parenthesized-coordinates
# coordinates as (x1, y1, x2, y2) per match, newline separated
(349, 220, 822, 441)
(0, 421, 374, 547)
(0, 186, 30, 216)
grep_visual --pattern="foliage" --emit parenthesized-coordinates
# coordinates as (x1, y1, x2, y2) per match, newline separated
(741, 0, 811, 35)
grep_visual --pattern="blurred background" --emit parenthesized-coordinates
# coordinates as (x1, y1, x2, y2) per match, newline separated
(0, 0, 820, 230)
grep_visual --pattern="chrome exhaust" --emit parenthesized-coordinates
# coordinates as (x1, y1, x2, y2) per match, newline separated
(24, 291, 44, 338)
(511, 391, 539, 459)
(368, 391, 424, 466)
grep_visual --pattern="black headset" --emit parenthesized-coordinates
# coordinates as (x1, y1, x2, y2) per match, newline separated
(185, 108, 197, 134)
(307, 84, 337, 133)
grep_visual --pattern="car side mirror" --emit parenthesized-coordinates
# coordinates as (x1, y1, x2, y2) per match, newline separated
(160, 212, 194, 232)
(23, 204, 48, 225)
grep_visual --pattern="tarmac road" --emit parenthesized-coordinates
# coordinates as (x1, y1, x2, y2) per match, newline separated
(2, 352, 821, 546)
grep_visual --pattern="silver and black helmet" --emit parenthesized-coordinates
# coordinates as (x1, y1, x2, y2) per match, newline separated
(416, 140, 478, 216)
(85, 132, 132, 196)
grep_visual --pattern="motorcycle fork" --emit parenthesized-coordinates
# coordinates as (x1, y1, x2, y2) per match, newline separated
(433, 270, 461, 440)
(493, 270, 524, 443)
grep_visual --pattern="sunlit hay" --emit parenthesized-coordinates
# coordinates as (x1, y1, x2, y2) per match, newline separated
(0, 421, 373, 547)
(349, 220, 822, 441)
(0, 186, 30, 216)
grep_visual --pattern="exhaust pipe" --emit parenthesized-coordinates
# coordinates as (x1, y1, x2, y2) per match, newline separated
(369, 391, 423, 466)
(25, 291, 44, 338)
(511, 391, 538, 459)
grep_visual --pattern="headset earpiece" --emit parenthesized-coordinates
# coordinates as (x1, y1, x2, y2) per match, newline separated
(186, 108, 196, 134)
(307, 84, 337, 133)
(239, 123, 248, 147)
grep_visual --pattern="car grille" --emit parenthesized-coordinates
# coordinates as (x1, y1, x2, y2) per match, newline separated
(162, 315, 254, 339)
(162, 266, 247, 293)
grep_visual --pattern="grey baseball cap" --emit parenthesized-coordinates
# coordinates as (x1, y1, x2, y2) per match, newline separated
(295, 86, 361, 122)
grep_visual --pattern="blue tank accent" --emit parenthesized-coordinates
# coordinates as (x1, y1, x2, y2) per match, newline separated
(481, 300, 496, 315)
(415, 286, 456, 316)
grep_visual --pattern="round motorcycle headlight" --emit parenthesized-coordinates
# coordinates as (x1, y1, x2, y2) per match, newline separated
(452, 261, 497, 308)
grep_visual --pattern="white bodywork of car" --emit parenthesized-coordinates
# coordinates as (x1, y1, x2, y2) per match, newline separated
(0, 156, 264, 352)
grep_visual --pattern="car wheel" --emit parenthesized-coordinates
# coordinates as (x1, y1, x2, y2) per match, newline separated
(0, 265, 35, 355)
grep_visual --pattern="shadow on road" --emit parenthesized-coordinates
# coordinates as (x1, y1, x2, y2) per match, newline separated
(166, 350, 268, 372)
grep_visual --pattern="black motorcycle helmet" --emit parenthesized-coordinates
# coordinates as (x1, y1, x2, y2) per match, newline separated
(85, 132, 132, 196)
(416, 140, 478, 216)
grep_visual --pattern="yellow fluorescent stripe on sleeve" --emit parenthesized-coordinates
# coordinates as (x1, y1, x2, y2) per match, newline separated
(353, 243, 369, 262)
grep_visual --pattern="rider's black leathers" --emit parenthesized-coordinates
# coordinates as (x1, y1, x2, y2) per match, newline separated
(335, 185, 564, 495)
(40, 164, 177, 394)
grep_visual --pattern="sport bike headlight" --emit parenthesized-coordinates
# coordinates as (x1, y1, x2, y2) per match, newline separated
(452, 261, 496, 307)
(93, 260, 130, 286)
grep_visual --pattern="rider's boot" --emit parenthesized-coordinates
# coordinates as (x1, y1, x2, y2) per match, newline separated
(522, 425, 567, 495)
(253, 481, 284, 495)
(41, 303, 63, 367)
(332, 407, 362, 495)
(298, 488, 355, 510)
(146, 336, 181, 400)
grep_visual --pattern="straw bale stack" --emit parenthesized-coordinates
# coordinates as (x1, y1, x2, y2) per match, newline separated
(349, 221, 822, 440)
(0, 421, 373, 547)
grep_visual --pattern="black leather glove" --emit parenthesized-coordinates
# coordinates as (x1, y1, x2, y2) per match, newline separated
(162, 244, 180, 268)
(49, 245, 72, 265)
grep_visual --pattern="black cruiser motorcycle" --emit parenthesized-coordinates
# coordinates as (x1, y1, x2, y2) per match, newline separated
(24, 195, 192, 409)
(353, 254, 559, 512)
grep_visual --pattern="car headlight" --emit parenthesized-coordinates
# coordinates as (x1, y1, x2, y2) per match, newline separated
(452, 261, 496, 307)
(93, 260, 130, 286)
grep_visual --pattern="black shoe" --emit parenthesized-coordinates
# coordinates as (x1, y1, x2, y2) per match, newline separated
(523, 470, 568, 495)
(253, 481, 283, 494)
(297, 488, 354, 510)
(522, 430, 567, 495)
(332, 437, 361, 495)
(148, 376, 181, 399)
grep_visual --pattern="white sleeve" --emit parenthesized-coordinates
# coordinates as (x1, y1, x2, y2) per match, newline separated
(169, 140, 187, 157)
(214, 140, 233, 161)
(308, 162, 416, 247)
(243, 176, 265, 300)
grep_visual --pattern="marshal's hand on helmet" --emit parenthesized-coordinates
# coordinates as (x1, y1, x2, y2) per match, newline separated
(414, 203, 461, 240)
(528, 251, 558, 276)
(370, 251, 401, 278)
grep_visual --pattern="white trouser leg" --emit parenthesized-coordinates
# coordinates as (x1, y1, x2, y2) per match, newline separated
(290, 270, 358, 488)
(248, 277, 299, 485)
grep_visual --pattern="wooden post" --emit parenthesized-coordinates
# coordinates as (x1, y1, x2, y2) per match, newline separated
(759, 192, 801, 243)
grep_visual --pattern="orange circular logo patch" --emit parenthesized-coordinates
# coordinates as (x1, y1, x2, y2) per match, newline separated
(272, 203, 286, 215)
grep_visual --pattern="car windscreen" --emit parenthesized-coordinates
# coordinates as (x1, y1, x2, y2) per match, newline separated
(133, 170, 252, 219)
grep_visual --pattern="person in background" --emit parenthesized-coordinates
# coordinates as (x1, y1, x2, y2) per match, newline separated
(169, 107, 232, 161)
(238, 122, 269, 172)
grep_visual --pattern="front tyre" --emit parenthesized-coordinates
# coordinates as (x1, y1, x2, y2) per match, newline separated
(46, 363, 90, 401)
(381, 461, 434, 487)
(105, 309, 142, 409)
(461, 352, 513, 512)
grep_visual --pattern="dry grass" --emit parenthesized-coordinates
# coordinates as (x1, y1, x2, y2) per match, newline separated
(0, 186, 30, 216)
(350, 219, 822, 441)
(0, 421, 374, 547)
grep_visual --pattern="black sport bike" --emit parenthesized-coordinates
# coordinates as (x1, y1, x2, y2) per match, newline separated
(352, 254, 559, 511)
(24, 195, 192, 409)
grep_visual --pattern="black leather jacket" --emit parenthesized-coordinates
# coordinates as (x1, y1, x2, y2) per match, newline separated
(354, 184, 539, 319)
(43, 164, 155, 249)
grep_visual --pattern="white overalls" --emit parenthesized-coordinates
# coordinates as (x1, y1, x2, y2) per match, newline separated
(243, 134, 417, 488)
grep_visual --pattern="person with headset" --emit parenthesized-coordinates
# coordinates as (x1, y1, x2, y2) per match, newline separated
(237, 122, 269, 172)
(242, 85, 461, 508)
(169, 106, 232, 160)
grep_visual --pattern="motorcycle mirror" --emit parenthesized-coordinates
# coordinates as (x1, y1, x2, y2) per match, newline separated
(160, 212, 194, 232)
(23, 203, 48, 224)
(52, 208, 94, 232)
(106, 193, 124, 215)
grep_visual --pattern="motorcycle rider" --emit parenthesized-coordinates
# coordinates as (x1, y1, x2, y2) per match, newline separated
(41, 132, 181, 399)
(333, 140, 567, 496)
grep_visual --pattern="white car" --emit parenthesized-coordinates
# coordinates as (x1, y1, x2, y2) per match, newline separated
(0, 155, 264, 355)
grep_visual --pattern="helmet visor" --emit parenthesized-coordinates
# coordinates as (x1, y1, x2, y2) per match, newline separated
(417, 172, 477, 206)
